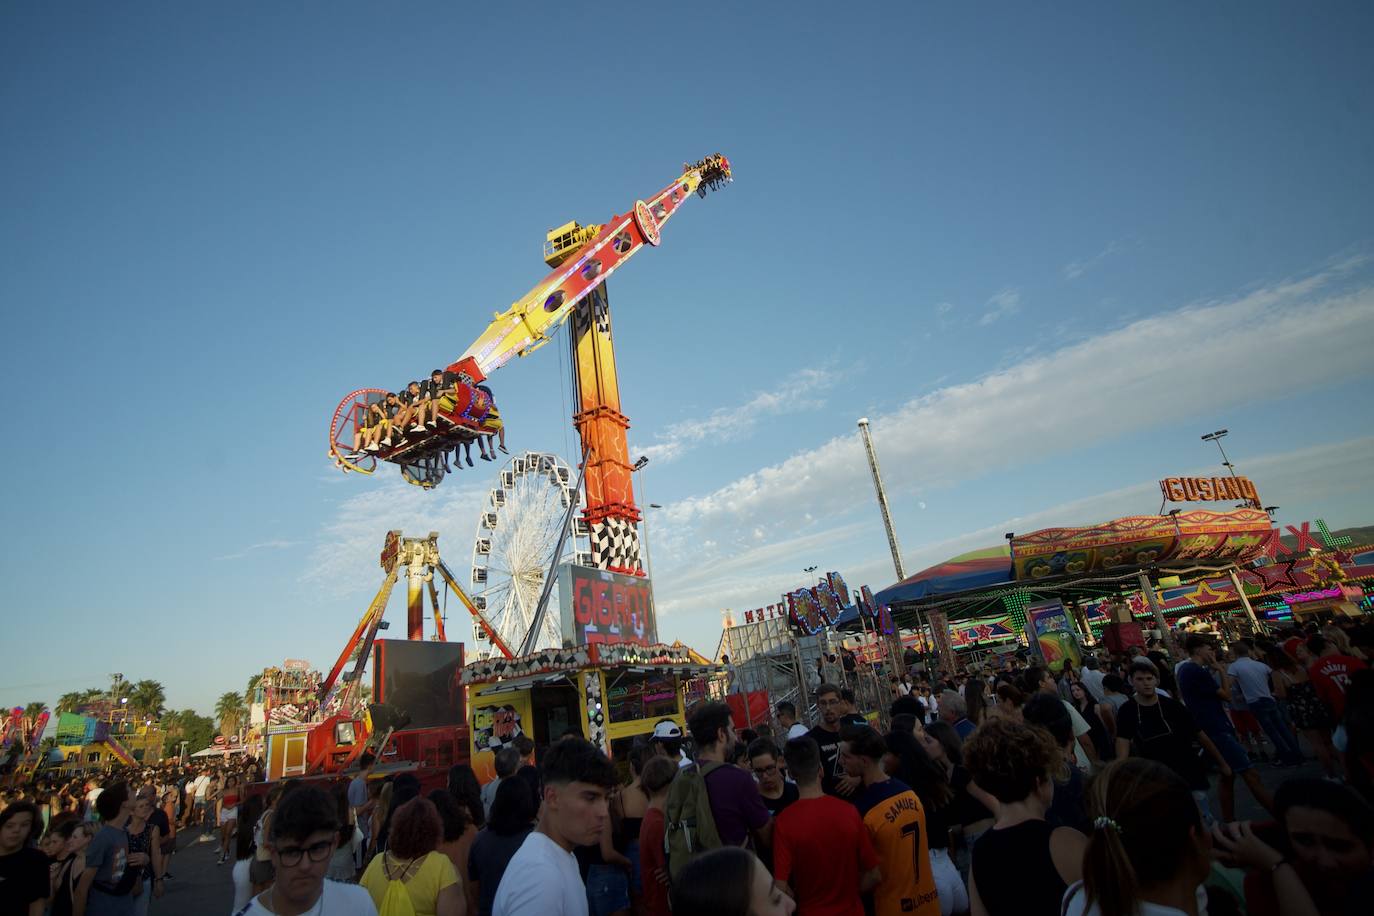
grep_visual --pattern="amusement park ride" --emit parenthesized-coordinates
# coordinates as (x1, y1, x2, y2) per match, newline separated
(276, 156, 731, 781)
(329, 155, 731, 578)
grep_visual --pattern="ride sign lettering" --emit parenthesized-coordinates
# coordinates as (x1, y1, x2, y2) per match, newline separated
(558, 563, 659, 647)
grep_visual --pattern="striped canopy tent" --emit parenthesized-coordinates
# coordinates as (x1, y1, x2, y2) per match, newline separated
(873, 544, 1013, 606)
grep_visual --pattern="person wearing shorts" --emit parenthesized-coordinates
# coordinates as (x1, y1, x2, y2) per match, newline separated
(1177, 635, 1275, 821)
(217, 774, 241, 865)
(424, 368, 456, 427)
(476, 383, 508, 456)
(398, 380, 431, 433)
(345, 398, 382, 459)
(362, 393, 402, 453)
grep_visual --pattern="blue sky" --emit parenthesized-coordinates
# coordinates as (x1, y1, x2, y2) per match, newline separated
(3, 3, 1373, 716)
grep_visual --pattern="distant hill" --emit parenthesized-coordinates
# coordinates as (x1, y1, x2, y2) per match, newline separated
(1279, 524, 1374, 549)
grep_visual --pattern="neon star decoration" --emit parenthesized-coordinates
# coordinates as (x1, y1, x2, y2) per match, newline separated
(1182, 579, 1233, 608)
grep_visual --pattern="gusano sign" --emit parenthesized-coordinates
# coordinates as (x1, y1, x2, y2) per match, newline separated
(1159, 476, 1259, 505)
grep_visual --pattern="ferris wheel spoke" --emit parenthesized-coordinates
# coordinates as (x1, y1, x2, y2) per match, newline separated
(466, 453, 584, 657)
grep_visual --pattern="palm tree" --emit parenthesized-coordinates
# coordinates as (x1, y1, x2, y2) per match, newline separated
(56, 692, 87, 714)
(214, 692, 247, 738)
(107, 673, 130, 704)
(78, 688, 104, 706)
(245, 673, 263, 705)
(129, 680, 166, 719)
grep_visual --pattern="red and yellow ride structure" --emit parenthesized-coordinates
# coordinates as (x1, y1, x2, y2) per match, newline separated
(329, 155, 731, 578)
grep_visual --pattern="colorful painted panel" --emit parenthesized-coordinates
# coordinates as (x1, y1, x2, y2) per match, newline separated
(1012, 509, 1273, 580)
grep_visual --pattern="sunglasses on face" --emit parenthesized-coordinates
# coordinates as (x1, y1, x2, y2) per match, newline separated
(273, 840, 333, 867)
(752, 763, 779, 777)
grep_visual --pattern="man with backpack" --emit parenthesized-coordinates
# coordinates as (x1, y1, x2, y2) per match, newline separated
(665, 702, 771, 879)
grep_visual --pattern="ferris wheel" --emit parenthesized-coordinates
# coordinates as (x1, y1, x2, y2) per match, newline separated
(469, 452, 591, 658)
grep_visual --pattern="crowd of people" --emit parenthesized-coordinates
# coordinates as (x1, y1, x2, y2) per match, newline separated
(685, 154, 732, 195)
(342, 367, 507, 472)
(2, 616, 1371, 916)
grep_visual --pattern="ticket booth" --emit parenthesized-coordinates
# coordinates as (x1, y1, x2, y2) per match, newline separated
(463, 643, 716, 782)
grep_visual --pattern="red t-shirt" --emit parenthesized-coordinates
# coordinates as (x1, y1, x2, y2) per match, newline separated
(774, 795, 879, 916)
(639, 807, 670, 916)
(1308, 654, 1367, 718)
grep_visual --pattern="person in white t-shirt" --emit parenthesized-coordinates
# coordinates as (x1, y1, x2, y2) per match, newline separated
(494, 737, 620, 916)
(234, 785, 377, 916)
(775, 701, 809, 741)
(1022, 666, 1100, 770)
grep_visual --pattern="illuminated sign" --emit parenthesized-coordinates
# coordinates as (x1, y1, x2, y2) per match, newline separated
(558, 564, 657, 647)
(743, 604, 786, 625)
(1283, 585, 1362, 605)
(1159, 476, 1259, 505)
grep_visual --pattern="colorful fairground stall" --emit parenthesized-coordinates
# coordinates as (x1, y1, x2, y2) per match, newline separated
(870, 505, 1373, 672)
(459, 642, 715, 782)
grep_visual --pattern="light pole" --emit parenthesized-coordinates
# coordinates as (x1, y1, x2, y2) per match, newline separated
(1201, 429, 1240, 479)
(857, 418, 906, 581)
(642, 503, 661, 578)
(632, 456, 653, 577)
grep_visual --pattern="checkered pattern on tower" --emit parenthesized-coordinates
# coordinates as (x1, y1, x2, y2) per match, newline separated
(589, 517, 643, 573)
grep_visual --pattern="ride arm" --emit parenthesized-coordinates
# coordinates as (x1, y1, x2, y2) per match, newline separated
(427, 576, 448, 642)
(456, 160, 723, 378)
(434, 559, 516, 659)
(319, 567, 399, 700)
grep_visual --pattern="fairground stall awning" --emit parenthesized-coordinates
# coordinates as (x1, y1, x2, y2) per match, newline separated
(873, 545, 1013, 606)
(873, 509, 1281, 625)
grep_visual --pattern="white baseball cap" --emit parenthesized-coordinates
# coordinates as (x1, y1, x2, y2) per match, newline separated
(650, 719, 682, 741)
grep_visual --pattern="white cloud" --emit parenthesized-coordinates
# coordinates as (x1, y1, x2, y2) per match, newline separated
(304, 477, 489, 596)
(979, 288, 1021, 326)
(215, 539, 299, 561)
(663, 262, 1374, 537)
(1064, 241, 1124, 280)
(649, 436, 1374, 652)
(935, 302, 954, 315)
(634, 367, 835, 464)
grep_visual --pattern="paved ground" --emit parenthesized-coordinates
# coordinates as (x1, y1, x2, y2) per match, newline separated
(1227, 751, 1324, 822)
(154, 823, 241, 915)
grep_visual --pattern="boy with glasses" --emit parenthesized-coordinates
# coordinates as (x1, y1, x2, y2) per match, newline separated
(746, 737, 798, 817)
(234, 786, 376, 915)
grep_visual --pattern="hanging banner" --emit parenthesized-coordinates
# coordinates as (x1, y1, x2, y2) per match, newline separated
(948, 615, 1017, 647)
(1028, 600, 1083, 673)
(469, 686, 533, 783)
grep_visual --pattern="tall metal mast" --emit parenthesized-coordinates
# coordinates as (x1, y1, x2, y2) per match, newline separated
(857, 418, 906, 581)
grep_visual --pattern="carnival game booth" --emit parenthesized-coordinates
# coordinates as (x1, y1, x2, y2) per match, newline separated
(459, 643, 717, 782)
(872, 509, 1281, 670)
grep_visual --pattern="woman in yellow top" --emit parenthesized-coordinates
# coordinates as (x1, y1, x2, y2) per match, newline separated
(361, 797, 466, 916)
